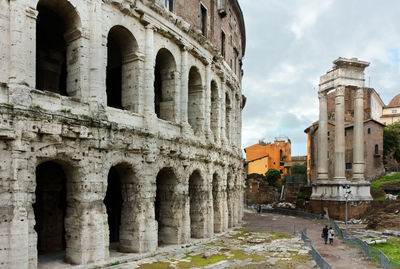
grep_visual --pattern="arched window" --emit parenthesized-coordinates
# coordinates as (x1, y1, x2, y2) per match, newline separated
(188, 66, 204, 135)
(36, 0, 81, 96)
(106, 26, 139, 111)
(210, 80, 219, 140)
(154, 49, 177, 121)
(375, 144, 379, 155)
(225, 93, 231, 141)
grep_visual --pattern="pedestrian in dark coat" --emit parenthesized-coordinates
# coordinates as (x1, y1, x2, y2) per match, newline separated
(322, 225, 328, 244)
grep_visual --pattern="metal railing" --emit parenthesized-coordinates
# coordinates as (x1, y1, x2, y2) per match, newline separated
(330, 220, 400, 269)
(301, 228, 332, 269)
(261, 207, 327, 220)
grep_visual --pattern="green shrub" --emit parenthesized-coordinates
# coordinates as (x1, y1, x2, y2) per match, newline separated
(265, 169, 281, 188)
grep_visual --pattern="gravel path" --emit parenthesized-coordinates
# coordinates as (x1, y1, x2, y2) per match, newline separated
(243, 210, 381, 269)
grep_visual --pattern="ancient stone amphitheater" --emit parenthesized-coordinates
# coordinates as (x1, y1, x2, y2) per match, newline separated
(0, 0, 246, 267)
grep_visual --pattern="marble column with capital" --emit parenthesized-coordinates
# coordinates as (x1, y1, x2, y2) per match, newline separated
(353, 87, 365, 180)
(334, 86, 346, 180)
(317, 91, 329, 180)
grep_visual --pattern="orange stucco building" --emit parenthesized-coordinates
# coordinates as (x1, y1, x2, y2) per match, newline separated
(244, 139, 292, 178)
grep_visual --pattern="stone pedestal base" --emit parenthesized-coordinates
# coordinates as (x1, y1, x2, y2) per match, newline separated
(309, 180, 372, 220)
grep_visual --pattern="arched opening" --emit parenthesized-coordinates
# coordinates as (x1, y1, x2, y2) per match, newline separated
(154, 49, 177, 121)
(188, 67, 204, 135)
(189, 170, 206, 238)
(106, 26, 139, 110)
(375, 144, 379, 155)
(36, 5, 67, 95)
(225, 93, 231, 141)
(210, 80, 219, 140)
(36, 0, 81, 96)
(104, 166, 123, 246)
(34, 161, 67, 257)
(155, 167, 179, 245)
(104, 164, 139, 252)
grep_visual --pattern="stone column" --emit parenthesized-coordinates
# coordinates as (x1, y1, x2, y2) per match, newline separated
(220, 81, 226, 144)
(317, 91, 329, 180)
(9, 2, 36, 87)
(353, 87, 365, 180)
(88, 0, 107, 112)
(334, 86, 346, 180)
(204, 63, 212, 140)
(180, 47, 188, 123)
(143, 24, 155, 116)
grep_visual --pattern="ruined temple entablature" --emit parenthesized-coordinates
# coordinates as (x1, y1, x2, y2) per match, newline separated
(0, 0, 245, 267)
(319, 57, 370, 92)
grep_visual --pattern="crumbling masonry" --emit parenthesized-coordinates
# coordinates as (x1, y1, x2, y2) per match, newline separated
(0, 0, 246, 267)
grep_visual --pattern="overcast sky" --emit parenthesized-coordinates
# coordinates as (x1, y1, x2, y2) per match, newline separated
(239, 0, 400, 156)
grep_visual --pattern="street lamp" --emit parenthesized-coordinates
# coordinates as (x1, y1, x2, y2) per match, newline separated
(342, 184, 351, 239)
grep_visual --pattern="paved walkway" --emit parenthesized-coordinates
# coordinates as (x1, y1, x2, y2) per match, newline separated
(244, 210, 381, 269)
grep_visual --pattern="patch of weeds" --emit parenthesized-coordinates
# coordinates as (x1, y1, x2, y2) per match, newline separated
(110, 261, 120, 266)
(60, 108, 71, 113)
(228, 231, 252, 240)
(373, 238, 400, 263)
(176, 253, 229, 269)
(275, 254, 310, 268)
(30, 105, 41, 110)
(269, 232, 292, 240)
(230, 249, 268, 263)
(137, 262, 171, 269)
(2, 103, 13, 109)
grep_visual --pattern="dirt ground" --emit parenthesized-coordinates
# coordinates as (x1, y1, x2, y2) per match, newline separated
(362, 201, 400, 230)
(244, 210, 381, 269)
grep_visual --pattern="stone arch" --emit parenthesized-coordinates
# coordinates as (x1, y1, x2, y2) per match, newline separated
(210, 80, 219, 141)
(106, 25, 140, 111)
(189, 169, 209, 238)
(104, 162, 139, 252)
(33, 158, 79, 265)
(155, 167, 183, 245)
(154, 48, 178, 122)
(188, 66, 204, 135)
(35, 0, 82, 97)
(225, 92, 231, 141)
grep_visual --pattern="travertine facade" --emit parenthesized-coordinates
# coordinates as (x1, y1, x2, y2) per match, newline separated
(0, 0, 246, 268)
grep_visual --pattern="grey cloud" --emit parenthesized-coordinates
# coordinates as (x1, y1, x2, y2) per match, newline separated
(240, 0, 400, 155)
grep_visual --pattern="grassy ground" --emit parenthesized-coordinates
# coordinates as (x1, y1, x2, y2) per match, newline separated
(370, 172, 400, 200)
(135, 231, 310, 269)
(372, 238, 400, 263)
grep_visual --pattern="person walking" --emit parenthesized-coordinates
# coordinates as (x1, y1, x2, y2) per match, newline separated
(322, 225, 328, 244)
(328, 226, 334, 245)
(257, 204, 261, 214)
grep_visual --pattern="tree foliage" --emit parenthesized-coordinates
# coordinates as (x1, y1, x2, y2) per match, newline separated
(383, 123, 400, 163)
(290, 163, 307, 175)
(265, 168, 281, 187)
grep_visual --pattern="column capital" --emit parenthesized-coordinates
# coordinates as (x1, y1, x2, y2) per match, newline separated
(318, 91, 327, 100)
(336, 86, 345, 96)
(355, 87, 364, 99)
